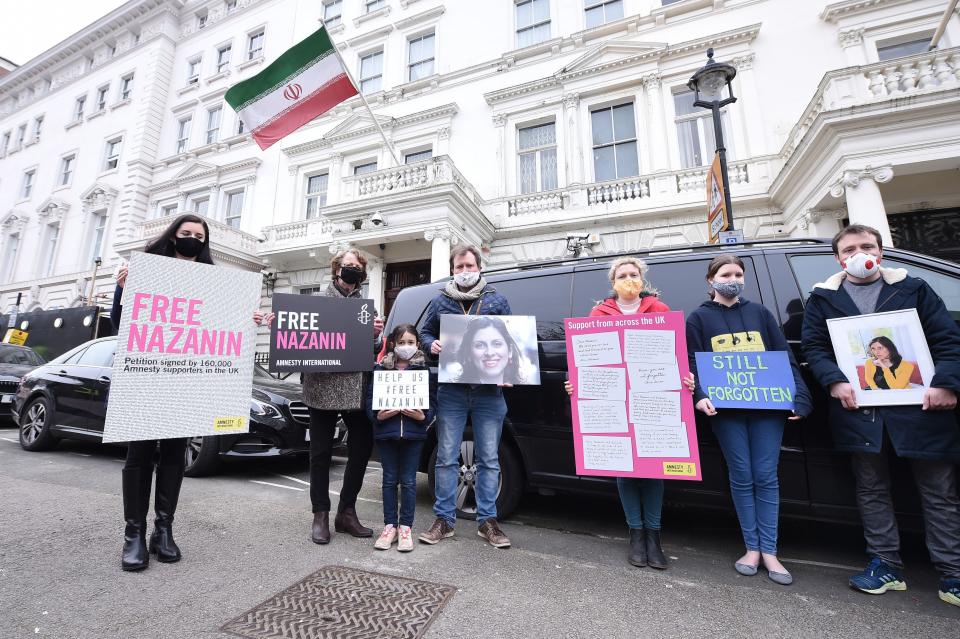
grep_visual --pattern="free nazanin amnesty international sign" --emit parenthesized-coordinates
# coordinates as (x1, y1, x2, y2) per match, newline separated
(103, 252, 263, 443)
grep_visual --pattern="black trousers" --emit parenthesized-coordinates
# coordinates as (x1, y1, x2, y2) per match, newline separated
(124, 438, 189, 470)
(308, 408, 373, 513)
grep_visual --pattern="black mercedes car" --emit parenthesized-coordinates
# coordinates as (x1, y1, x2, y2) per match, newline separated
(11, 337, 338, 475)
(0, 343, 46, 421)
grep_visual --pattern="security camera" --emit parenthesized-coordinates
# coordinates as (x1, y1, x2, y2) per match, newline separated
(370, 211, 384, 226)
(566, 231, 590, 241)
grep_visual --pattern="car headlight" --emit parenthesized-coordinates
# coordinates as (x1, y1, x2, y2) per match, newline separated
(250, 398, 282, 419)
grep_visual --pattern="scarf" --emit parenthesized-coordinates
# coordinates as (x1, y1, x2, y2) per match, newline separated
(443, 276, 488, 302)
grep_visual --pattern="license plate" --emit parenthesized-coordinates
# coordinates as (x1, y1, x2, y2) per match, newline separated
(1, 394, 12, 404)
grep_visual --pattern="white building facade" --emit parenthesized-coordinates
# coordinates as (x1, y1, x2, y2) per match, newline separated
(2, 0, 959, 333)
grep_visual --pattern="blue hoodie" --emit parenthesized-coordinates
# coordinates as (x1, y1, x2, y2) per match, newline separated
(365, 351, 436, 441)
(686, 298, 812, 417)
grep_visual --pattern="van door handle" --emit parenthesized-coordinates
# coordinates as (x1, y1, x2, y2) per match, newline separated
(97, 376, 110, 383)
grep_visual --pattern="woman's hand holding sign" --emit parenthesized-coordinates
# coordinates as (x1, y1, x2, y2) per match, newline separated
(253, 311, 276, 326)
(117, 264, 128, 288)
(696, 397, 718, 416)
(400, 408, 425, 420)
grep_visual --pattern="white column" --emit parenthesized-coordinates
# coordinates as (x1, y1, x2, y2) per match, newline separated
(730, 54, 756, 158)
(424, 227, 451, 282)
(366, 255, 385, 313)
(178, 191, 189, 212)
(436, 126, 451, 157)
(562, 93, 581, 185)
(829, 166, 894, 246)
(644, 73, 669, 172)
(208, 183, 222, 222)
(838, 28, 867, 66)
(328, 152, 344, 204)
(797, 209, 844, 239)
(492, 114, 507, 198)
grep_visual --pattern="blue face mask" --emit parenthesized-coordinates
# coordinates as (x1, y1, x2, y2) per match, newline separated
(711, 280, 744, 299)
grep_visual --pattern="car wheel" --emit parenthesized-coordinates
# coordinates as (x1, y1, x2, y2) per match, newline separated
(183, 435, 220, 477)
(427, 435, 524, 521)
(18, 396, 58, 452)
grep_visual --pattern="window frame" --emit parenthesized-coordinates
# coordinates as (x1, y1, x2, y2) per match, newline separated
(323, 0, 343, 27)
(96, 85, 110, 112)
(305, 173, 329, 219)
(206, 106, 222, 145)
(247, 30, 265, 61)
(404, 149, 433, 164)
(216, 44, 232, 73)
(39, 222, 61, 277)
(176, 117, 192, 154)
(87, 211, 108, 264)
(590, 101, 639, 182)
(353, 160, 378, 175)
(186, 56, 202, 85)
(21, 169, 36, 200)
(359, 49, 384, 94)
(224, 190, 244, 228)
(2, 233, 21, 284)
(584, 0, 623, 29)
(119, 74, 134, 100)
(515, 0, 552, 49)
(103, 137, 123, 171)
(672, 87, 734, 169)
(407, 32, 435, 82)
(74, 96, 86, 122)
(59, 154, 76, 186)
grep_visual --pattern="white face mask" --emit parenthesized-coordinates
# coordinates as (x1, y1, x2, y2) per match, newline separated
(453, 271, 480, 287)
(394, 344, 418, 361)
(842, 252, 881, 279)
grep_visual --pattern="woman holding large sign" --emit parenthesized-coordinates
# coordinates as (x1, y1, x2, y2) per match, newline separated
(111, 214, 270, 572)
(686, 255, 811, 585)
(564, 257, 678, 569)
(302, 249, 384, 544)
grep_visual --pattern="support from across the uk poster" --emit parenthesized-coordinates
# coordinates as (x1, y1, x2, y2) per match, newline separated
(564, 311, 701, 481)
(103, 252, 263, 443)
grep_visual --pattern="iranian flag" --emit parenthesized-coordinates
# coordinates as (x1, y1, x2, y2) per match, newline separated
(225, 26, 357, 151)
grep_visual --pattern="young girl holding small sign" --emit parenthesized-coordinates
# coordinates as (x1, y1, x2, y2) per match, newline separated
(365, 323, 435, 552)
(686, 255, 812, 585)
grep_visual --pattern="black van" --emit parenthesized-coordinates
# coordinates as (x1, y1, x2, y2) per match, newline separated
(385, 239, 960, 524)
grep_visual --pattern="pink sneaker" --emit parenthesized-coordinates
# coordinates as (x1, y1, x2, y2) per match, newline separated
(374, 525, 397, 550)
(397, 525, 414, 552)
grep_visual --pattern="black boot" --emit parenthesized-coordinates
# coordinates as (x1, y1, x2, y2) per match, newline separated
(646, 529, 668, 570)
(628, 528, 647, 567)
(334, 506, 373, 538)
(149, 464, 184, 563)
(121, 468, 149, 572)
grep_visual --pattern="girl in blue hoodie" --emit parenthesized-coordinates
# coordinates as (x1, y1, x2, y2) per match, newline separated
(366, 323, 435, 552)
(686, 255, 812, 585)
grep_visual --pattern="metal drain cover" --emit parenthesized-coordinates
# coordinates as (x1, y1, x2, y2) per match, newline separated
(221, 565, 457, 639)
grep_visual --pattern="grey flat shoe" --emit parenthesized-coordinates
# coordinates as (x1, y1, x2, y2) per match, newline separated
(735, 562, 758, 576)
(767, 569, 793, 585)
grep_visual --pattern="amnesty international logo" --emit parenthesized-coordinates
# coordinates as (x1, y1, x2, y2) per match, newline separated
(357, 303, 372, 325)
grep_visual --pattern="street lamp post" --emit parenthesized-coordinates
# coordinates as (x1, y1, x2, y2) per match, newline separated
(688, 47, 738, 232)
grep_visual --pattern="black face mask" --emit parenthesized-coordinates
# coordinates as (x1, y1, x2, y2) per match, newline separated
(174, 236, 204, 258)
(339, 265, 365, 285)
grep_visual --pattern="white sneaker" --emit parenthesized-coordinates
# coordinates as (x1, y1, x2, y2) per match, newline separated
(374, 525, 397, 550)
(397, 525, 414, 552)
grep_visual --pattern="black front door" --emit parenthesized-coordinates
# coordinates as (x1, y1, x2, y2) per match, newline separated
(384, 260, 431, 318)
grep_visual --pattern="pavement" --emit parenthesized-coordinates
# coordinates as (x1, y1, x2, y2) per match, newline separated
(1, 427, 958, 639)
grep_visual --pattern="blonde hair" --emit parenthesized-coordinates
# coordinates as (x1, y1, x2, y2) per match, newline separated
(607, 257, 658, 295)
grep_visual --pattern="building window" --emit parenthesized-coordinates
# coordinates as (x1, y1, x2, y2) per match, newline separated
(32, 116, 43, 142)
(60, 155, 75, 186)
(41, 224, 60, 277)
(237, 117, 246, 135)
(21, 170, 35, 199)
(96, 85, 110, 111)
(365, 0, 385, 13)
(104, 137, 122, 171)
(192, 197, 209, 216)
(518, 122, 558, 194)
(673, 89, 733, 169)
(323, 0, 342, 27)
(217, 45, 232, 73)
(176, 117, 192, 153)
(877, 36, 931, 61)
(516, 0, 551, 48)
(408, 33, 435, 81)
(15, 124, 26, 147)
(206, 106, 222, 144)
(1, 131, 9, 157)
(187, 57, 202, 84)
(584, 0, 623, 28)
(198, 14, 208, 30)
(305, 174, 328, 218)
(226, 0, 237, 12)
(160, 204, 178, 218)
(354, 161, 378, 175)
(74, 96, 86, 121)
(591, 102, 638, 181)
(88, 212, 108, 263)
(225, 191, 244, 228)
(248, 30, 265, 60)
(2, 234, 19, 284)
(359, 50, 383, 94)
(120, 74, 134, 100)
(299, 286, 325, 295)
(404, 149, 432, 164)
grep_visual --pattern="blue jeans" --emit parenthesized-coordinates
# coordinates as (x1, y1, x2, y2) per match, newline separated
(617, 478, 664, 530)
(434, 384, 507, 526)
(378, 439, 424, 527)
(711, 410, 785, 555)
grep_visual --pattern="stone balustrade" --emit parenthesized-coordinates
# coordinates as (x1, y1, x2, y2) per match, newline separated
(587, 176, 650, 205)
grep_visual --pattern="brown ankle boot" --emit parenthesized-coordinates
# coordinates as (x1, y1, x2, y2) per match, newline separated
(334, 506, 373, 538)
(311, 511, 330, 545)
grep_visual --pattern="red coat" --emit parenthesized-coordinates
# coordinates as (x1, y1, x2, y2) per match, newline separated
(589, 295, 670, 316)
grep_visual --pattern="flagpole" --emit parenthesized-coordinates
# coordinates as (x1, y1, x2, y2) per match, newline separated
(322, 21, 402, 166)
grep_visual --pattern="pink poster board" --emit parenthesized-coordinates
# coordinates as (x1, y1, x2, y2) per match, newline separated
(564, 311, 701, 481)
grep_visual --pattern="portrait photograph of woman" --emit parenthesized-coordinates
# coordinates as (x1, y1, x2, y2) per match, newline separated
(437, 315, 541, 385)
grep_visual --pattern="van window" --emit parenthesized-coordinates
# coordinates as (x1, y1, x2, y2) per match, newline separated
(77, 340, 116, 367)
(574, 258, 758, 318)
(788, 254, 960, 322)
(489, 273, 570, 340)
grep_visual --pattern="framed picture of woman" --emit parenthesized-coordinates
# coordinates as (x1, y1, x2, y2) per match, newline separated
(437, 315, 541, 385)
